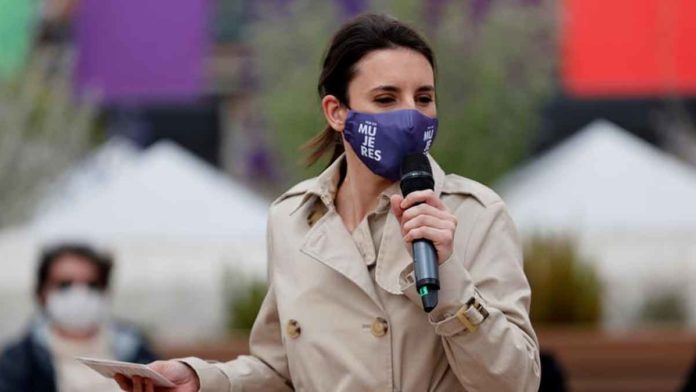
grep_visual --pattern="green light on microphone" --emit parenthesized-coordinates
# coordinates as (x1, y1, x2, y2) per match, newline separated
(418, 286, 429, 297)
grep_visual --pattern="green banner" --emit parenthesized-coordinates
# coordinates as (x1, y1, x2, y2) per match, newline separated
(0, 0, 36, 80)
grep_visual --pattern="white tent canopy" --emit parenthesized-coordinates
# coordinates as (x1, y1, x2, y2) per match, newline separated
(1, 140, 271, 343)
(34, 137, 141, 219)
(32, 140, 269, 242)
(497, 120, 696, 232)
(496, 120, 696, 329)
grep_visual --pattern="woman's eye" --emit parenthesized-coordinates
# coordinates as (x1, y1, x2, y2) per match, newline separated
(374, 96, 395, 104)
(417, 96, 433, 104)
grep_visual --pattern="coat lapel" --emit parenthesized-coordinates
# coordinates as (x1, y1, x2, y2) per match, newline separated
(300, 208, 383, 310)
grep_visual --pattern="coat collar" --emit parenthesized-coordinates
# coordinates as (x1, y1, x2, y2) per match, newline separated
(297, 154, 447, 301)
(290, 153, 446, 215)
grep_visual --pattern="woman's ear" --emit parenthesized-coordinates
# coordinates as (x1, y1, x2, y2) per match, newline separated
(321, 95, 348, 132)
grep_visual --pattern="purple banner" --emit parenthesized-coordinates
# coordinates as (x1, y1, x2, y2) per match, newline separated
(75, 0, 208, 103)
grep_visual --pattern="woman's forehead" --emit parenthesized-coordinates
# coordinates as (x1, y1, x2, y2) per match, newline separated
(49, 254, 100, 279)
(351, 47, 435, 90)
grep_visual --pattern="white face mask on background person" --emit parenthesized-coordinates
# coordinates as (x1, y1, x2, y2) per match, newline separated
(46, 285, 108, 333)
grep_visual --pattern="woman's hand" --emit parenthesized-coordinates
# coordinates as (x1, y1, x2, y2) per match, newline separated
(390, 190, 457, 264)
(114, 360, 200, 392)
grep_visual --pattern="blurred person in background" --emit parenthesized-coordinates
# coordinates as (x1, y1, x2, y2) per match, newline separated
(117, 13, 539, 392)
(681, 355, 696, 392)
(0, 243, 157, 392)
(539, 352, 567, 392)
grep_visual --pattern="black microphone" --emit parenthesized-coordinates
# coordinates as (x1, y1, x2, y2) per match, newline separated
(400, 153, 439, 313)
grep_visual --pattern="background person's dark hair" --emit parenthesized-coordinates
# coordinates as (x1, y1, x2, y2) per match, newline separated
(303, 13, 436, 167)
(36, 243, 114, 300)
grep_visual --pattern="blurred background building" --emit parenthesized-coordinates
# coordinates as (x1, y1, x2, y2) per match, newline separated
(1, 0, 696, 390)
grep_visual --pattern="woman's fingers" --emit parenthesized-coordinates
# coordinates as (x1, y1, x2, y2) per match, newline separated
(401, 203, 455, 224)
(404, 226, 452, 245)
(144, 378, 155, 392)
(113, 370, 163, 392)
(389, 194, 404, 220)
(114, 374, 132, 391)
(401, 214, 455, 236)
(400, 189, 445, 210)
(392, 189, 458, 263)
(404, 226, 454, 262)
(133, 376, 143, 392)
(393, 190, 450, 224)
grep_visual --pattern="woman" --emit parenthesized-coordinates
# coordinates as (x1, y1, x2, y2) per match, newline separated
(0, 243, 157, 392)
(117, 13, 540, 392)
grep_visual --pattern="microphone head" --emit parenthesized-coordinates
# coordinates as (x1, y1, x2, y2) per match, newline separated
(400, 153, 434, 196)
(400, 153, 431, 176)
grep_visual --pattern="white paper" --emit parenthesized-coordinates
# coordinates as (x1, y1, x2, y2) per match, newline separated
(76, 357, 176, 388)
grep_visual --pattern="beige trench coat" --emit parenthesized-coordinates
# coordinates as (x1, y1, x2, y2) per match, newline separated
(181, 156, 541, 392)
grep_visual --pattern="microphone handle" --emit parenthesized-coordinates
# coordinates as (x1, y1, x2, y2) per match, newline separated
(412, 238, 439, 312)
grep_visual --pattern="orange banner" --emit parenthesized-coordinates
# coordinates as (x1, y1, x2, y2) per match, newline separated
(562, 0, 696, 97)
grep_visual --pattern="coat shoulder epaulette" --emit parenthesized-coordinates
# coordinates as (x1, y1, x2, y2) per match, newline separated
(271, 177, 318, 208)
(441, 174, 503, 208)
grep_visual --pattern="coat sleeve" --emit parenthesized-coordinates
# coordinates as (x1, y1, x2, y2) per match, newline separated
(0, 339, 30, 392)
(399, 200, 541, 392)
(178, 216, 293, 392)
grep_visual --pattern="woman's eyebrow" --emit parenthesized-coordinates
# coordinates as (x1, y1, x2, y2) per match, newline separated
(370, 85, 400, 93)
(417, 85, 435, 92)
(369, 85, 435, 93)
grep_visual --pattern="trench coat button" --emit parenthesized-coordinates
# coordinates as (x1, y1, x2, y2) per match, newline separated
(286, 319, 301, 338)
(371, 317, 388, 337)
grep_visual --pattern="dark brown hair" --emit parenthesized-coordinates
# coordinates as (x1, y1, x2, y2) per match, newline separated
(36, 243, 113, 300)
(303, 13, 436, 166)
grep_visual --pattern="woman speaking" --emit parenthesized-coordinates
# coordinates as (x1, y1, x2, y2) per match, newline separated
(117, 13, 540, 392)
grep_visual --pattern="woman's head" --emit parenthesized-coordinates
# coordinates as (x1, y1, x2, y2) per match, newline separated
(36, 243, 113, 335)
(305, 14, 437, 166)
(36, 243, 113, 305)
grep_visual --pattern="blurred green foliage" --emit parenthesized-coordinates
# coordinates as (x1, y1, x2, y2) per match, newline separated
(0, 0, 36, 79)
(640, 290, 687, 326)
(213, 0, 252, 43)
(225, 269, 268, 331)
(0, 49, 99, 227)
(246, 0, 336, 184)
(428, 1, 556, 185)
(524, 236, 602, 325)
(248, 0, 556, 189)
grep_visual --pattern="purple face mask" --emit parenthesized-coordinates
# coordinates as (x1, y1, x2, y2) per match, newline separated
(343, 109, 438, 181)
